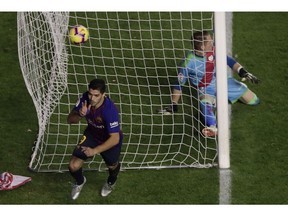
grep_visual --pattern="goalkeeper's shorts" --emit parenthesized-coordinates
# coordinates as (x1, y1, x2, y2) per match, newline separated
(199, 77, 248, 104)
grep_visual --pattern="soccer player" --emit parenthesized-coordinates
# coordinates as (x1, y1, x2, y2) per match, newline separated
(67, 78, 123, 200)
(158, 31, 260, 137)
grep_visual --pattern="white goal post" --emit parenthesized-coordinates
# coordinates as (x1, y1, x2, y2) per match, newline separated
(17, 12, 230, 172)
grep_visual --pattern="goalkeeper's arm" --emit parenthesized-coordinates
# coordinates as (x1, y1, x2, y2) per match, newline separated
(227, 57, 260, 84)
(157, 88, 181, 114)
(237, 66, 260, 84)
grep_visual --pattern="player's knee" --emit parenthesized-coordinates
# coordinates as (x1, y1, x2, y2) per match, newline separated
(68, 158, 82, 172)
(68, 163, 78, 172)
(108, 162, 120, 171)
(108, 162, 120, 177)
(240, 90, 260, 105)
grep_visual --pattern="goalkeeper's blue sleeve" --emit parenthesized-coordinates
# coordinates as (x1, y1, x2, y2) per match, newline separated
(227, 56, 237, 69)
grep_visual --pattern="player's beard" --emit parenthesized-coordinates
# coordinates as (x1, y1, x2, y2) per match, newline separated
(90, 96, 104, 108)
(90, 101, 96, 107)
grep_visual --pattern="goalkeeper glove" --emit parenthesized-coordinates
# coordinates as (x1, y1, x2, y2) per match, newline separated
(158, 102, 178, 115)
(238, 67, 260, 84)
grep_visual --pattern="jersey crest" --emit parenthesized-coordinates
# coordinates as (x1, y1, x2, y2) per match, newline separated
(96, 116, 103, 124)
(198, 50, 215, 87)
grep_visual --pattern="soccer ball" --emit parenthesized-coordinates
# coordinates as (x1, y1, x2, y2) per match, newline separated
(69, 25, 89, 44)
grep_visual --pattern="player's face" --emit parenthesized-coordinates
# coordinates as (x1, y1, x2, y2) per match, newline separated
(88, 89, 105, 108)
(203, 35, 213, 52)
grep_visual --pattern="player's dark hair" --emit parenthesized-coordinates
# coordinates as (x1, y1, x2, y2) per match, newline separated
(88, 79, 106, 94)
(191, 30, 211, 51)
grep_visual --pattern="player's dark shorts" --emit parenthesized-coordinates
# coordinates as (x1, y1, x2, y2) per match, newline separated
(72, 130, 123, 166)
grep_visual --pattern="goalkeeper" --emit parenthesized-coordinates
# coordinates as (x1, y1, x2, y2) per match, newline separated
(158, 31, 260, 137)
(67, 79, 123, 200)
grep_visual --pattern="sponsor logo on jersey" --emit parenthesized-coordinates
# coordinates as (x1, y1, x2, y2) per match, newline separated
(87, 119, 105, 129)
(110, 121, 119, 128)
(96, 116, 103, 123)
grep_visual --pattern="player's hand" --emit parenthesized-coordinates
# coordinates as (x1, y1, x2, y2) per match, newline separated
(81, 146, 97, 157)
(157, 103, 178, 114)
(238, 68, 260, 84)
(79, 100, 91, 117)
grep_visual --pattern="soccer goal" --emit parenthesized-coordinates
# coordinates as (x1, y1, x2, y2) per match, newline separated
(17, 12, 230, 172)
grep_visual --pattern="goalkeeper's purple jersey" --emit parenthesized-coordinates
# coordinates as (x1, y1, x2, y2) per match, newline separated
(175, 49, 236, 90)
(73, 92, 122, 145)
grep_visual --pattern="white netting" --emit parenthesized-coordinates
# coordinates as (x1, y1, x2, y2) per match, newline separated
(18, 12, 220, 172)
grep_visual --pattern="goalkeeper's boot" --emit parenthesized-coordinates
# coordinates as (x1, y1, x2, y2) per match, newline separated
(202, 126, 218, 137)
(157, 103, 178, 115)
(101, 182, 116, 197)
(71, 176, 86, 200)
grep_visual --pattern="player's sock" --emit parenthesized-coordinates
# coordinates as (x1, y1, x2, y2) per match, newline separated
(69, 167, 84, 185)
(107, 163, 121, 185)
(200, 100, 216, 127)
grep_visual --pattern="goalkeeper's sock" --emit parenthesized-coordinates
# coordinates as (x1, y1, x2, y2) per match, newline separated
(247, 94, 260, 105)
(107, 163, 121, 185)
(69, 167, 84, 185)
(200, 100, 217, 127)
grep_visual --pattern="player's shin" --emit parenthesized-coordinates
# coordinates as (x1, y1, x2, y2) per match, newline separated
(69, 167, 85, 185)
(107, 163, 121, 185)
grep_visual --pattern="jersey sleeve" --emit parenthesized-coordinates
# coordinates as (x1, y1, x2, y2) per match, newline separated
(103, 100, 121, 134)
(173, 60, 190, 91)
(173, 51, 196, 91)
(227, 56, 237, 69)
(173, 71, 187, 91)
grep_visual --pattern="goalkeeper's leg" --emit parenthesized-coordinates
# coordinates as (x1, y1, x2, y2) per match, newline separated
(227, 77, 260, 105)
(239, 89, 260, 105)
(200, 95, 217, 137)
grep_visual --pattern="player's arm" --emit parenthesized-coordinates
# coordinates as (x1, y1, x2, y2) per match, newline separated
(67, 110, 82, 124)
(227, 56, 260, 84)
(67, 100, 91, 124)
(158, 66, 187, 114)
(157, 87, 181, 114)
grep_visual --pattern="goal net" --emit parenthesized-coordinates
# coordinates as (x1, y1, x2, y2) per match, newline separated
(18, 12, 225, 172)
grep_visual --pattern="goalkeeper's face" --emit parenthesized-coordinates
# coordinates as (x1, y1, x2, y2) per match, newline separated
(88, 89, 105, 108)
(203, 34, 213, 52)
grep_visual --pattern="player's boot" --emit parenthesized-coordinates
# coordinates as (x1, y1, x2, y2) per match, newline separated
(101, 182, 116, 197)
(202, 126, 218, 137)
(71, 176, 86, 200)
